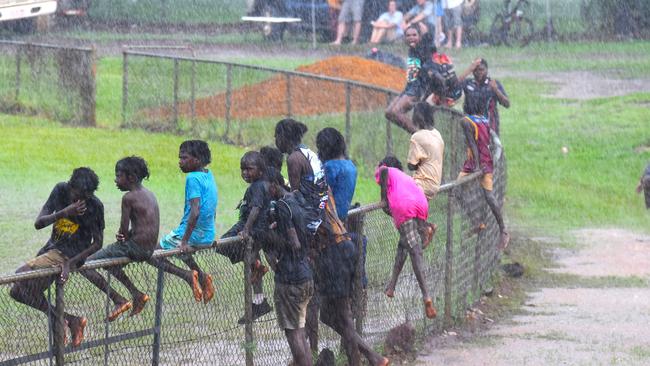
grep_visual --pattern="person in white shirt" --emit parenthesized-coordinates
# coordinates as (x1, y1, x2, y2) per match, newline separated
(369, 0, 404, 44)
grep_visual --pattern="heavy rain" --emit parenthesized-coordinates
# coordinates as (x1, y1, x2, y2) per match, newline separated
(0, 0, 648, 365)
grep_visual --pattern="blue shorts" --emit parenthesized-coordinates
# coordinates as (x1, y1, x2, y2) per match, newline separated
(160, 231, 213, 250)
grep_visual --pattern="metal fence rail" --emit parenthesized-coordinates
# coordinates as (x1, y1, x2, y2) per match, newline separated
(0, 41, 96, 126)
(0, 150, 506, 366)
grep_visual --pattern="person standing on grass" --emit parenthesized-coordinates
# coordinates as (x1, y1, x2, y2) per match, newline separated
(637, 162, 650, 209)
(331, 0, 366, 45)
(385, 25, 429, 133)
(81, 156, 159, 322)
(216, 151, 273, 324)
(265, 178, 315, 366)
(10, 167, 104, 348)
(443, 0, 464, 49)
(376, 156, 437, 320)
(148, 140, 216, 304)
(457, 58, 510, 250)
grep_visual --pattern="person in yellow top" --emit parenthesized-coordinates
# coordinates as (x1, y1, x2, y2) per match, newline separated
(407, 102, 444, 201)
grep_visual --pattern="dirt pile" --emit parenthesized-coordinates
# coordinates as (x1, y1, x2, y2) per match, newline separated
(164, 56, 405, 121)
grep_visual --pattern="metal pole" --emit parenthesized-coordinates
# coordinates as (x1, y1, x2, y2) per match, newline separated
(173, 58, 180, 130)
(103, 272, 112, 366)
(122, 51, 128, 127)
(54, 280, 65, 365)
(243, 238, 255, 366)
(311, 0, 317, 49)
(224, 64, 232, 139)
(545, 0, 552, 41)
(151, 267, 165, 366)
(444, 116, 458, 328)
(15, 48, 21, 102)
(47, 285, 54, 366)
(190, 47, 197, 126)
(385, 93, 393, 155)
(345, 82, 352, 151)
(285, 73, 292, 118)
(349, 212, 366, 334)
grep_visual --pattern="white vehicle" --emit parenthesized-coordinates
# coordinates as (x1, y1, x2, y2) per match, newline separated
(0, 0, 58, 32)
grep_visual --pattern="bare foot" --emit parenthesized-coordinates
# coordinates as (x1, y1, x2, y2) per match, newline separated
(69, 317, 87, 347)
(191, 270, 203, 302)
(424, 298, 437, 319)
(130, 293, 150, 317)
(423, 223, 437, 250)
(384, 287, 395, 298)
(202, 274, 215, 304)
(107, 301, 132, 322)
(498, 232, 511, 251)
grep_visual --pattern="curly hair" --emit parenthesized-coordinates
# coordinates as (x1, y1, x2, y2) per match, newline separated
(260, 146, 283, 171)
(180, 140, 211, 165)
(275, 118, 308, 148)
(316, 127, 346, 162)
(378, 156, 403, 171)
(69, 167, 99, 194)
(116, 156, 150, 182)
(412, 102, 434, 130)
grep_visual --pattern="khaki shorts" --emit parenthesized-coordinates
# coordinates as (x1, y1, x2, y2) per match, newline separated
(274, 280, 314, 330)
(26, 249, 67, 270)
(458, 171, 493, 191)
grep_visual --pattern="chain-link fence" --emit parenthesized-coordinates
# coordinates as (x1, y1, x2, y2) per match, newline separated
(0, 106, 507, 364)
(0, 41, 96, 126)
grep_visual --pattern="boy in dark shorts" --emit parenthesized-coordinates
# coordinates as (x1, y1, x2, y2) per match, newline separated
(10, 167, 104, 347)
(266, 178, 314, 366)
(148, 140, 216, 303)
(216, 151, 273, 323)
(81, 156, 160, 322)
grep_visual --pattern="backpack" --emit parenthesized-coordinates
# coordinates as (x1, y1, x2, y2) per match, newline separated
(421, 52, 462, 106)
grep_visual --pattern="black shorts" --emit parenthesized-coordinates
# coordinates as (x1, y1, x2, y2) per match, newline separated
(315, 239, 357, 298)
(402, 81, 424, 99)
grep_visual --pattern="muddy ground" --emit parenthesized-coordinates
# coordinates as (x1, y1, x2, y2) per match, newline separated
(415, 228, 650, 366)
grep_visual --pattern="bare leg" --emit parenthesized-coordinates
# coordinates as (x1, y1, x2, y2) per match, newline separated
(285, 328, 313, 366)
(455, 26, 463, 48)
(483, 189, 505, 233)
(435, 16, 443, 47)
(370, 28, 386, 44)
(332, 22, 347, 44)
(80, 269, 128, 305)
(407, 242, 429, 300)
(385, 94, 418, 133)
(351, 21, 362, 44)
(305, 297, 319, 352)
(385, 245, 408, 297)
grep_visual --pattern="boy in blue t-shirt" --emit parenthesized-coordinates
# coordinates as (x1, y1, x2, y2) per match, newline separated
(149, 140, 217, 303)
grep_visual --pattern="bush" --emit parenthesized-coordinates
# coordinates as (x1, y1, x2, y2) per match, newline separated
(581, 0, 650, 38)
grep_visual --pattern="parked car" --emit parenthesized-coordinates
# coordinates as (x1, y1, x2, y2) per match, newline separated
(248, 0, 333, 41)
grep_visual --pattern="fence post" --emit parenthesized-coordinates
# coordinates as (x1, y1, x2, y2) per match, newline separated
(15, 48, 21, 102)
(385, 92, 393, 155)
(224, 64, 232, 140)
(348, 211, 366, 334)
(243, 238, 255, 366)
(103, 273, 113, 366)
(122, 51, 129, 127)
(345, 82, 352, 152)
(151, 267, 165, 366)
(80, 46, 97, 127)
(190, 48, 196, 126)
(444, 115, 458, 328)
(285, 73, 292, 118)
(173, 58, 180, 130)
(54, 280, 66, 365)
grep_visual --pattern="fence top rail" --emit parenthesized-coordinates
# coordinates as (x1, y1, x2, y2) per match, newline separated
(0, 40, 94, 52)
(0, 171, 481, 286)
(123, 50, 400, 95)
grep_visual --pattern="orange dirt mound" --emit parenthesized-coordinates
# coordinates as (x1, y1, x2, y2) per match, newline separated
(154, 56, 405, 121)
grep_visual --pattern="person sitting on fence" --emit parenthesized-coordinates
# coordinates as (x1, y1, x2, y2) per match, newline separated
(81, 157, 159, 322)
(260, 146, 290, 190)
(265, 177, 315, 366)
(375, 156, 437, 319)
(10, 167, 104, 348)
(458, 58, 510, 135)
(216, 151, 273, 324)
(385, 25, 429, 134)
(408, 102, 445, 202)
(369, 0, 404, 44)
(636, 162, 650, 209)
(148, 140, 216, 303)
(457, 58, 510, 250)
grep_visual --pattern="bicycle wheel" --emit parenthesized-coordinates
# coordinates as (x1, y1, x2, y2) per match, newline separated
(506, 17, 534, 47)
(489, 14, 506, 46)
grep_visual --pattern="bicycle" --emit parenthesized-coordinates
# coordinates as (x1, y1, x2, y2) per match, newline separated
(489, 0, 535, 47)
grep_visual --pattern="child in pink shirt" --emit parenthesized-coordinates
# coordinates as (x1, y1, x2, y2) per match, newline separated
(375, 156, 437, 319)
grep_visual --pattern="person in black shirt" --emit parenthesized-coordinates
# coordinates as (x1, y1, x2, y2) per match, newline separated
(216, 151, 273, 323)
(266, 180, 314, 366)
(9, 167, 104, 348)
